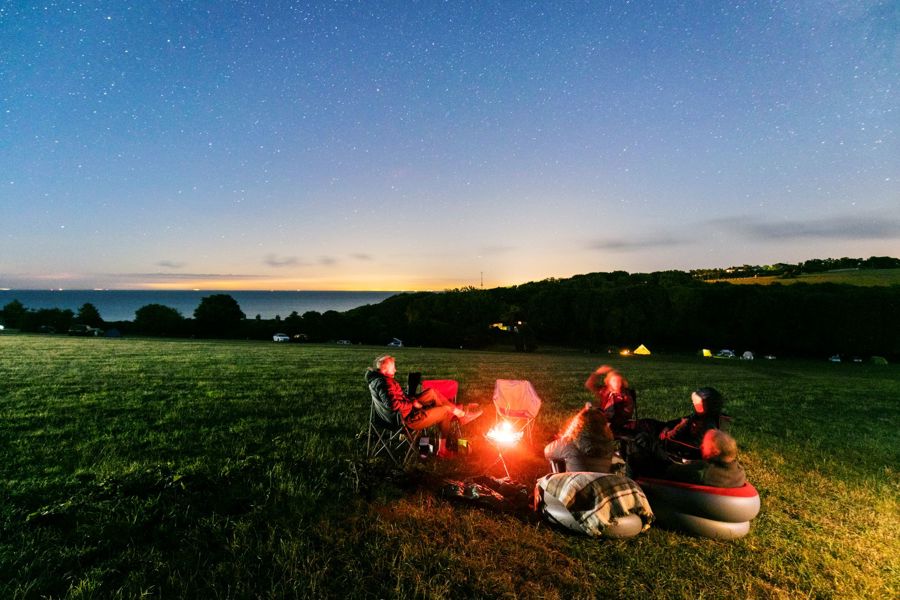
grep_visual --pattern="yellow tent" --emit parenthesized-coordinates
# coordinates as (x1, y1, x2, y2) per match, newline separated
(700, 348, 712, 358)
(633, 344, 651, 355)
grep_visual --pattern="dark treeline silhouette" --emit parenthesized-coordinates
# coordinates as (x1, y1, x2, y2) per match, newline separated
(2, 260, 898, 359)
(337, 271, 899, 359)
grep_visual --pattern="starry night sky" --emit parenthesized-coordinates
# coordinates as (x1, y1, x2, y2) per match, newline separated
(2, 1, 898, 290)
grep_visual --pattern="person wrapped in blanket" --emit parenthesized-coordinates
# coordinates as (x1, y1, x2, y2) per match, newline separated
(544, 403, 625, 474)
(664, 429, 746, 488)
(626, 387, 726, 476)
(365, 355, 482, 459)
(534, 471, 654, 538)
(584, 365, 636, 436)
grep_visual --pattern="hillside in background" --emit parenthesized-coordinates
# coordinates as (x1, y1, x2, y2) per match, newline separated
(708, 268, 900, 287)
(691, 255, 900, 282)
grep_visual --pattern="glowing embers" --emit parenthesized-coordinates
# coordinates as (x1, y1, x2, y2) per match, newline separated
(486, 420, 523, 446)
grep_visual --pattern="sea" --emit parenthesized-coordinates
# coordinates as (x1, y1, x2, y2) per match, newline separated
(0, 290, 400, 322)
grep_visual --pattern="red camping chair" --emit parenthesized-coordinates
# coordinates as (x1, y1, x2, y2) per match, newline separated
(421, 379, 459, 403)
(421, 379, 463, 446)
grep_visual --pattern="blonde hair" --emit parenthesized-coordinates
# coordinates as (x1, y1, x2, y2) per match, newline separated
(373, 355, 394, 370)
(704, 429, 738, 462)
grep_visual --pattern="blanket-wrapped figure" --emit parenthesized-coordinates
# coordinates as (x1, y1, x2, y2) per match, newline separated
(534, 472, 654, 538)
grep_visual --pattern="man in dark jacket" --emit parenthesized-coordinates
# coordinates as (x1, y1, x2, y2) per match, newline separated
(664, 429, 746, 488)
(366, 355, 481, 458)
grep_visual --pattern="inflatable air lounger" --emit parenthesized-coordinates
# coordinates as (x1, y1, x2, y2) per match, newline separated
(636, 477, 760, 540)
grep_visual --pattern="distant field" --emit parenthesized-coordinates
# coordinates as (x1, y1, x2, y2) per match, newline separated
(708, 268, 900, 286)
(1, 335, 898, 599)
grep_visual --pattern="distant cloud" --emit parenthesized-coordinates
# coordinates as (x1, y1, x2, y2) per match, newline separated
(588, 235, 687, 251)
(479, 245, 515, 255)
(351, 253, 373, 261)
(318, 256, 338, 266)
(710, 215, 900, 241)
(264, 254, 300, 268)
(156, 260, 186, 269)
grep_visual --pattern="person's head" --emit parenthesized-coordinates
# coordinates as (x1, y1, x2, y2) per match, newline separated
(701, 429, 738, 462)
(691, 387, 723, 415)
(570, 403, 614, 454)
(373, 355, 396, 377)
(605, 371, 625, 393)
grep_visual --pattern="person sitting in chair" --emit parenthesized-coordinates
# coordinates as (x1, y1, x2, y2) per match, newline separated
(626, 387, 727, 476)
(664, 429, 746, 488)
(544, 403, 624, 473)
(584, 365, 636, 435)
(657, 386, 725, 459)
(366, 355, 482, 458)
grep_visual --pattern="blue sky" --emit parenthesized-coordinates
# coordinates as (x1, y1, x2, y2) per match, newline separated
(2, 1, 897, 290)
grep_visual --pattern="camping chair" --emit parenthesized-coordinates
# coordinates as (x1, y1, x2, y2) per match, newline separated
(366, 398, 422, 467)
(492, 379, 542, 445)
(421, 379, 463, 447)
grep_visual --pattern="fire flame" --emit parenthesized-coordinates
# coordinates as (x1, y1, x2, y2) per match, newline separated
(486, 420, 523, 446)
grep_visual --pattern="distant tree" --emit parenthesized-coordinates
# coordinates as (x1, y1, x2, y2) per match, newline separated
(862, 256, 900, 269)
(284, 311, 302, 332)
(22, 308, 74, 333)
(1, 300, 27, 328)
(76, 303, 104, 327)
(193, 294, 245, 336)
(134, 304, 185, 336)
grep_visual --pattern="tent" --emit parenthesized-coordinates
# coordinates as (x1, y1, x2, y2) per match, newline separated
(742, 351, 754, 360)
(871, 356, 889, 365)
(700, 349, 713, 358)
(633, 344, 651, 356)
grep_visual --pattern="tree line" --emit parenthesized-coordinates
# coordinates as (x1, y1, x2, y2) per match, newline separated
(2, 263, 898, 359)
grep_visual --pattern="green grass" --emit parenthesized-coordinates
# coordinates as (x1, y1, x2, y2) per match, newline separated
(710, 268, 900, 286)
(1, 335, 898, 599)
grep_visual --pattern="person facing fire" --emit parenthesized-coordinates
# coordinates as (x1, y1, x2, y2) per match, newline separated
(366, 355, 482, 458)
(584, 365, 636, 435)
(544, 403, 624, 473)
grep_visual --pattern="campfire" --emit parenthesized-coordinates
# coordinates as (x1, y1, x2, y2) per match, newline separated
(486, 420, 523, 446)
(485, 421, 523, 479)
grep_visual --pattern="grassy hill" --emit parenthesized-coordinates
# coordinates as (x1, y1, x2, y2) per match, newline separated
(1, 335, 897, 599)
(708, 268, 900, 286)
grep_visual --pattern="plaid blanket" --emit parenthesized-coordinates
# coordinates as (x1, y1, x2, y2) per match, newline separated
(535, 472, 654, 537)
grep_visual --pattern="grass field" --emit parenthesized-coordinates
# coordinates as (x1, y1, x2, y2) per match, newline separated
(1, 335, 898, 599)
(709, 268, 900, 286)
